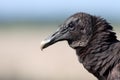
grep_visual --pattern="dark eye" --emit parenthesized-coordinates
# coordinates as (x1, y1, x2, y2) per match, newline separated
(68, 22, 75, 30)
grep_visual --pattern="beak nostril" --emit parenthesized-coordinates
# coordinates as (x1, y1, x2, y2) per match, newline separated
(52, 32, 57, 36)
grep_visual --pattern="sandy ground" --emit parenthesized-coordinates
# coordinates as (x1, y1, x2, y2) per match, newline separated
(0, 25, 119, 80)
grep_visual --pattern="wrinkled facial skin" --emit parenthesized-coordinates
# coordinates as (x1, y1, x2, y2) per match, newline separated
(41, 15, 93, 50)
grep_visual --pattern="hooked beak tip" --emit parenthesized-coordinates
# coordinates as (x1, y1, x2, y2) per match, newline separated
(40, 29, 62, 51)
(40, 39, 52, 51)
(40, 40, 46, 51)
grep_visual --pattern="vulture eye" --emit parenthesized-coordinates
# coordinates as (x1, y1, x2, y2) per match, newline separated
(68, 22, 75, 30)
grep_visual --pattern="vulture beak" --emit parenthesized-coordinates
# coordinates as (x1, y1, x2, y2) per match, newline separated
(40, 28, 66, 50)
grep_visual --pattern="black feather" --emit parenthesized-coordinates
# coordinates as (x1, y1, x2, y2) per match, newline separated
(71, 13, 120, 80)
(42, 12, 120, 80)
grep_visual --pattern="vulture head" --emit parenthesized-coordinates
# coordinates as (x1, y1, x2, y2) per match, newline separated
(41, 12, 95, 50)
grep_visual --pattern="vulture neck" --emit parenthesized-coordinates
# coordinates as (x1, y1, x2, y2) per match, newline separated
(75, 18, 118, 79)
(76, 18, 118, 59)
(76, 30, 117, 62)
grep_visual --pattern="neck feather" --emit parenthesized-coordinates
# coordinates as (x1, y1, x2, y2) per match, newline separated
(76, 17, 118, 79)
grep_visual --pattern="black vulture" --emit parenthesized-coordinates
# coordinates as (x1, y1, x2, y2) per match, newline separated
(41, 12, 120, 80)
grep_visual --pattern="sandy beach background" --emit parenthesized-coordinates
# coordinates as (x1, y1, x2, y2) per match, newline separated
(0, 23, 119, 80)
(1, 0, 120, 79)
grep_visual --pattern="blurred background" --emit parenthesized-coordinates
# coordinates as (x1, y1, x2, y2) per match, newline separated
(0, 0, 120, 80)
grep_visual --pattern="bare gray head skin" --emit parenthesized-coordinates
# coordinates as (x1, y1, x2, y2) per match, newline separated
(40, 12, 94, 50)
